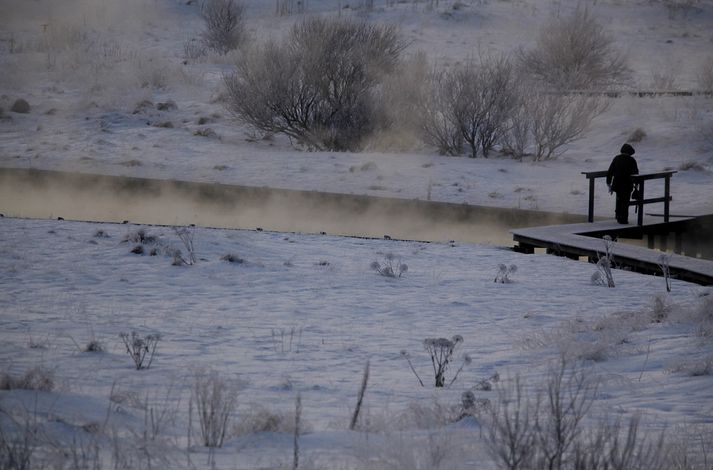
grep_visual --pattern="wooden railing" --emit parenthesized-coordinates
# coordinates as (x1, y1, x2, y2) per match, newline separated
(581, 170, 676, 225)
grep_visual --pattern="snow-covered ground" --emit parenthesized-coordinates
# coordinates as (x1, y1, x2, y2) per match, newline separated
(1, 217, 712, 468)
(1, 0, 713, 468)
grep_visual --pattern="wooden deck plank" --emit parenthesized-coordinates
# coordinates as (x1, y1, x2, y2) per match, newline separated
(511, 217, 713, 285)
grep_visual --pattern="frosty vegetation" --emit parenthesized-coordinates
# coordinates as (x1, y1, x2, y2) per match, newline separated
(223, 7, 626, 158)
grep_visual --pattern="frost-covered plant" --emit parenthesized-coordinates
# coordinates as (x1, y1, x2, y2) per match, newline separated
(173, 226, 196, 265)
(494, 264, 517, 283)
(651, 294, 672, 323)
(371, 253, 408, 278)
(424, 335, 464, 388)
(0, 367, 54, 391)
(200, 0, 245, 55)
(121, 228, 158, 245)
(191, 371, 237, 448)
(119, 331, 161, 370)
(658, 253, 672, 293)
(592, 236, 615, 288)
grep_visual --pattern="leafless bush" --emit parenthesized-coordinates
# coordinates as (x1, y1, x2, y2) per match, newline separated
(494, 264, 517, 283)
(530, 93, 605, 161)
(224, 17, 406, 151)
(697, 56, 713, 93)
(592, 235, 616, 288)
(663, 0, 703, 19)
(191, 371, 238, 448)
(370, 253, 408, 278)
(232, 406, 301, 436)
(419, 68, 463, 156)
(275, 0, 307, 16)
(485, 358, 667, 470)
(119, 331, 161, 370)
(518, 6, 630, 90)
(0, 412, 37, 470)
(0, 367, 55, 391)
(173, 226, 196, 265)
(452, 55, 519, 158)
(200, 0, 245, 55)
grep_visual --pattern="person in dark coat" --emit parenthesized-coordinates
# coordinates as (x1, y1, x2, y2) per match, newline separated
(606, 143, 639, 224)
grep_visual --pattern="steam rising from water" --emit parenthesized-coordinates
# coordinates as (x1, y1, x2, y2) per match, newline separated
(0, 168, 586, 245)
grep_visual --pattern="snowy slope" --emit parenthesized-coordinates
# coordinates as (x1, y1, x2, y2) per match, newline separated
(1, 217, 712, 467)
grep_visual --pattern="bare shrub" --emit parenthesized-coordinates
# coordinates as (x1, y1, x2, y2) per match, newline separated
(697, 56, 713, 93)
(233, 406, 301, 436)
(191, 371, 238, 448)
(657, 254, 672, 293)
(200, 0, 245, 55)
(173, 226, 196, 265)
(119, 331, 161, 370)
(485, 359, 667, 470)
(530, 93, 605, 161)
(224, 17, 406, 151)
(452, 55, 519, 158)
(667, 355, 713, 376)
(370, 253, 408, 278)
(0, 412, 37, 470)
(518, 6, 630, 90)
(275, 0, 306, 16)
(419, 68, 463, 156)
(0, 367, 55, 391)
(592, 235, 616, 288)
(494, 264, 517, 283)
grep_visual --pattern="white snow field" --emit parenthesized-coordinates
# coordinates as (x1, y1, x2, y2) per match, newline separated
(1, 0, 713, 468)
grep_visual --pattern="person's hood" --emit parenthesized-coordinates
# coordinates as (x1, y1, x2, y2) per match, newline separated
(620, 143, 635, 155)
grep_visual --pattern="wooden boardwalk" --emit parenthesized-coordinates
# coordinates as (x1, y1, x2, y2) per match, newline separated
(511, 216, 713, 286)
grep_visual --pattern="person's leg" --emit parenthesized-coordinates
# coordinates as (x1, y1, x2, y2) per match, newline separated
(615, 191, 630, 223)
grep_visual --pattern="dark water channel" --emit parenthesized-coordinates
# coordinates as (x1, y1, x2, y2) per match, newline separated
(1, 168, 589, 245)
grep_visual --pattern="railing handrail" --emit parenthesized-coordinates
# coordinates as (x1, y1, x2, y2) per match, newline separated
(582, 170, 676, 225)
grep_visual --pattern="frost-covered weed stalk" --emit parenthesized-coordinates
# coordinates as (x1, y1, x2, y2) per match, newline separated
(119, 331, 161, 370)
(494, 264, 517, 283)
(403, 335, 469, 388)
(371, 253, 408, 278)
(591, 235, 615, 287)
(191, 371, 237, 448)
(658, 253, 672, 293)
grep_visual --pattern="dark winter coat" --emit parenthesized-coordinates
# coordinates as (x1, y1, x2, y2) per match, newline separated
(606, 144, 639, 193)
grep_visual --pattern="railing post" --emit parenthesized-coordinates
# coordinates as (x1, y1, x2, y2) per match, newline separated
(587, 177, 595, 223)
(664, 175, 671, 223)
(637, 180, 645, 226)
